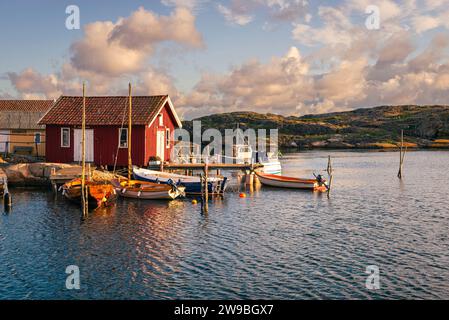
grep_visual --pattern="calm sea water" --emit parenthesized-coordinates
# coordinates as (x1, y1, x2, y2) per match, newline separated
(1, 150, 449, 300)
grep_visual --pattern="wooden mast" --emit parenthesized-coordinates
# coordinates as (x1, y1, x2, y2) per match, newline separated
(82, 82, 87, 216)
(128, 83, 133, 181)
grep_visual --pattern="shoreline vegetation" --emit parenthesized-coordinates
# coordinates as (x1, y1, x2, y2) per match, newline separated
(183, 105, 449, 150)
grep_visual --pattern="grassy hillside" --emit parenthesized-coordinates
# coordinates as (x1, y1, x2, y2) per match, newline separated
(182, 105, 449, 149)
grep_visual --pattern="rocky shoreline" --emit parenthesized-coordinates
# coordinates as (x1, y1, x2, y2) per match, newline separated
(279, 137, 449, 150)
(0, 163, 120, 187)
(1, 163, 76, 187)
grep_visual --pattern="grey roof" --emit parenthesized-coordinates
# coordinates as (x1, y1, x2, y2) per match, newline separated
(0, 100, 53, 130)
(0, 111, 47, 130)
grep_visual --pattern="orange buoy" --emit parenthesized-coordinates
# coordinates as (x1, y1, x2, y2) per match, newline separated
(192, 199, 198, 205)
(239, 193, 247, 198)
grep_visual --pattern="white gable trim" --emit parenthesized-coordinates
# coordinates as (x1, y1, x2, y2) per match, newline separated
(148, 96, 183, 129)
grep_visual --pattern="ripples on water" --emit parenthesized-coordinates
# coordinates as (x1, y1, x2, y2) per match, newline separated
(1, 151, 449, 300)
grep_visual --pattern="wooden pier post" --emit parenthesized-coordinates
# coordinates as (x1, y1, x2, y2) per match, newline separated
(4, 192, 12, 212)
(327, 155, 333, 198)
(245, 172, 254, 186)
(50, 167, 58, 193)
(203, 164, 209, 213)
(398, 130, 406, 179)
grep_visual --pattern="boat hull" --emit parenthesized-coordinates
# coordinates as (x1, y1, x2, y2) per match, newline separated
(112, 179, 185, 200)
(255, 172, 327, 192)
(117, 188, 180, 200)
(62, 180, 118, 209)
(133, 168, 228, 195)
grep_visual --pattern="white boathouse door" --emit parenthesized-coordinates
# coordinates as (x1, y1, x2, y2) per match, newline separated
(74, 129, 94, 162)
(156, 130, 165, 161)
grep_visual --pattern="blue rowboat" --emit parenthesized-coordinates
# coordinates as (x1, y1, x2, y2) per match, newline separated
(133, 167, 228, 195)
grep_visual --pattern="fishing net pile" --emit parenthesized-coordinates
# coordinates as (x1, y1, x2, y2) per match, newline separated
(91, 170, 124, 183)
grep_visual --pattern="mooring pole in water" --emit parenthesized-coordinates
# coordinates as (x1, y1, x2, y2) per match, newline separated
(327, 155, 333, 198)
(50, 168, 57, 193)
(203, 163, 209, 213)
(4, 191, 12, 212)
(398, 130, 407, 179)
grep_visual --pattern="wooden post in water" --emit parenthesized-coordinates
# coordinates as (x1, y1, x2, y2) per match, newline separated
(398, 130, 407, 179)
(203, 163, 209, 213)
(50, 167, 57, 193)
(327, 155, 333, 198)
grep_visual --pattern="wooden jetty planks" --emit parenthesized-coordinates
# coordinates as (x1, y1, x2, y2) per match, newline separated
(49, 165, 96, 186)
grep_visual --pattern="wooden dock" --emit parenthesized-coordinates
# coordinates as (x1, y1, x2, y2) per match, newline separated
(49, 166, 83, 185)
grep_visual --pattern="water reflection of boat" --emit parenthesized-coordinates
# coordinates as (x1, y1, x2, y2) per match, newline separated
(62, 178, 118, 209)
(112, 179, 185, 200)
(255, 172, 327, 192)
(133, 167, 228, 195)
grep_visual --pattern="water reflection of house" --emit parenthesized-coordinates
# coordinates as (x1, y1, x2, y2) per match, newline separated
(0, 100, 53, 156)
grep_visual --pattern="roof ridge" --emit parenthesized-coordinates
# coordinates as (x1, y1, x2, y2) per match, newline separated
(39, 95, 174, 126)
(58, 95, 169, 98)
(0, 99, 54, 101)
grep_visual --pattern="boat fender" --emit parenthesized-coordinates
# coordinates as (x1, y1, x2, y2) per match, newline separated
(137, 191, 142, 198)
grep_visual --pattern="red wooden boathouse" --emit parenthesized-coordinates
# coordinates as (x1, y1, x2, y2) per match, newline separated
(38, 95, 182, 167)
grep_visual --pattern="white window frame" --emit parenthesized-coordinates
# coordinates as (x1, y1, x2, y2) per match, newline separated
(34, 132, 42, 144)
(166, 128, 171, 148)
(119, 128, 128, 148)
(61, 128, 70, 148)
(158, 114, 163, 126)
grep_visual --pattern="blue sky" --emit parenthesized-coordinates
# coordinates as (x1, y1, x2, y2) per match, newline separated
(0, 0, 298, 91)
(1, 0, 449, 119)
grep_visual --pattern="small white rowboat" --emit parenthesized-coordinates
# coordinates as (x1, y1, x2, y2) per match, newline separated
(255, 172, 328, 192)
(111, 179, 185, 200)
